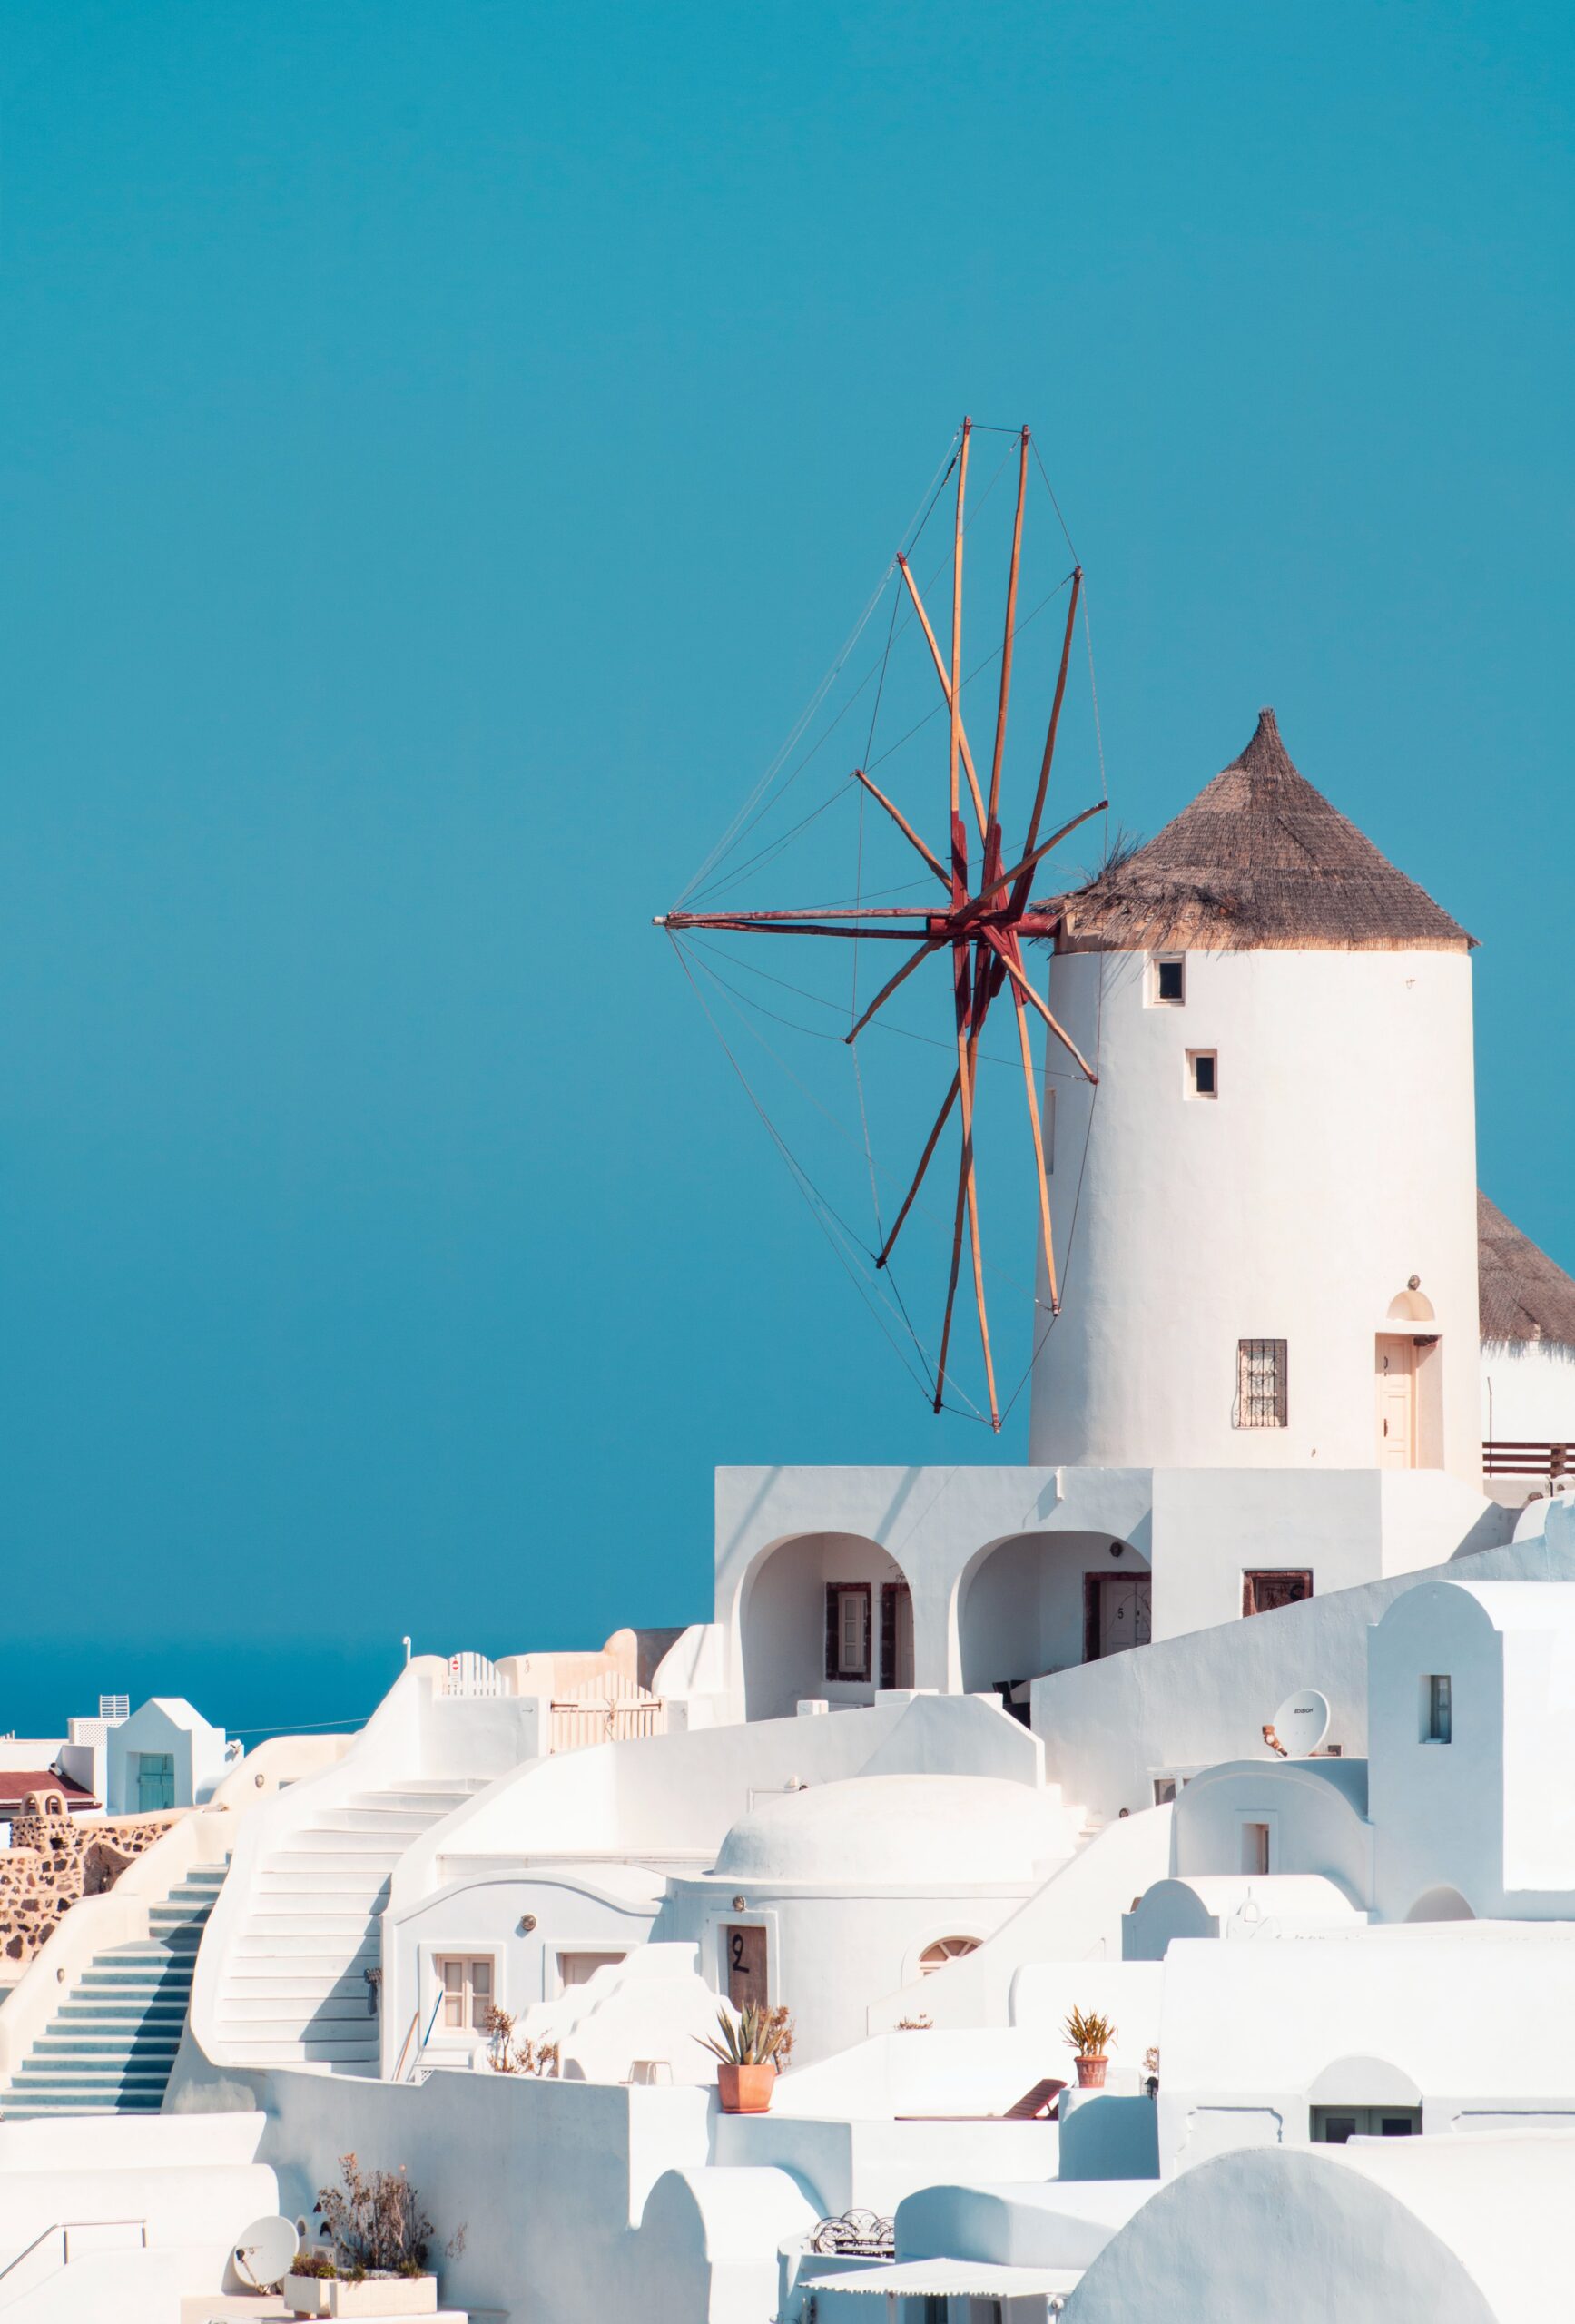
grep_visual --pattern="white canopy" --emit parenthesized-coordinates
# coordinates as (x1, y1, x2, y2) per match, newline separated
(801, 2256, 1084, 2296)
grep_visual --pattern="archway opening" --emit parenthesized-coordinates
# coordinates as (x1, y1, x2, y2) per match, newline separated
(958, 1531, 1149, 1701)
(1405, 1884, 1474, 1923)
(740, 1532, 915, 1722)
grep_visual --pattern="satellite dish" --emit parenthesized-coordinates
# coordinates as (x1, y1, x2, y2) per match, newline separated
(1265, 1689, 1331, 1758)
(234, 2216, 299, 2292)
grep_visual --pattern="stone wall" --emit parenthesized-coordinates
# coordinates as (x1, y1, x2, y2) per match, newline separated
(0, 1799, 183, 1967)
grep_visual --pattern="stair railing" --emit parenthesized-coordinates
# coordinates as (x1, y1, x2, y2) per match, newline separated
(0, 2218, 146, 2307)
(397, 1989, 447, 2083)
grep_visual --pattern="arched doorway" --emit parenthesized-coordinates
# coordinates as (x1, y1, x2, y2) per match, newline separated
(740, 1532, 915, 1721)
(957, 1531, 1149, 1701)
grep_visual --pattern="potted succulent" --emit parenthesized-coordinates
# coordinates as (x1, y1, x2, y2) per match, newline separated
(698, 2001, 794, 2114)
(1064, 2005, 1117, 2090)
(282, 2153, 452, 2318)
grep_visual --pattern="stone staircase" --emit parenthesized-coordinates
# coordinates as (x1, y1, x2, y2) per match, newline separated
(211, 1780, 485, 2074)
(0, 1861, 228, 2118)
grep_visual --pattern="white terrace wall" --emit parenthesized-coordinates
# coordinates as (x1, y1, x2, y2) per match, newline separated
(0, 2112, 276, 2324)
(1481, 1337, 1575, 1443)
(379, 1694, 1044, 2073)
(1028, 1530, 1575, 1824)
(714, 1466, 1509, 1723)
(168, 2049, 1071, 2323)
(1171, 1758, 1372, 1900)
(1059, 2139, 1570, 2324)
(1156, 1934, 1575, 2168)
(868, 1806, 1173, 2034)
(1147, 1468, 1507, 1643)
(401, 1690, 1043, 1880)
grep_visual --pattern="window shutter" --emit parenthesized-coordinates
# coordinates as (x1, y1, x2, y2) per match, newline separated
(880, 1586, 898, 1689)
(825, 1586, 840, 1682)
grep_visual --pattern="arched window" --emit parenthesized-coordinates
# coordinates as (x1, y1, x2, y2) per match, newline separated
(918, 1936, 981, 1974)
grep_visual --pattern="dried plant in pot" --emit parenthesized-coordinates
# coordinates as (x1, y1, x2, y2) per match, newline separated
(282, 2152, 465, 2318)
(697, 2002, 794, 2113)
(1064, 2006, 1117, 2090)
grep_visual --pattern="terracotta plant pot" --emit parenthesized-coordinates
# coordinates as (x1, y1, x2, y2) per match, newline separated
(1075, 2054, 1108, 2089)
(716, 2062, 775, 2114)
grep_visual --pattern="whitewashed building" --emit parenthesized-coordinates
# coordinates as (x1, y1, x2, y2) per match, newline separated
(2, 710, 1574, 2322)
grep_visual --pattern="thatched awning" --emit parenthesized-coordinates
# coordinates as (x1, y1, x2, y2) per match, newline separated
(1480, 1193, 1575, 1351)
(1043, 708, 1472, 953)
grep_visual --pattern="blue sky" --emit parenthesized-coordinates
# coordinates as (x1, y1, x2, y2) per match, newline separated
(2, 1, 1570, 1737)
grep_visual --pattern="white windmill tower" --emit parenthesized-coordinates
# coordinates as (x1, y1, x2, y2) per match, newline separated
(1029, 709, 1483, 1483)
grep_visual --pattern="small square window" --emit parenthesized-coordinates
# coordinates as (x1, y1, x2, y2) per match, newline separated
(1422, 1673, 1452, 1744)
(1153, 956, 1186, 1005)
(1242, 1568, 1311, 1616)
(1187, 1049, 1217, 1098)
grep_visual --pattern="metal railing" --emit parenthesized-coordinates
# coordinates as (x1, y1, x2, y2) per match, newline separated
(0, 2219, 146, 2305)
(1484, 1441, 1575, 1480)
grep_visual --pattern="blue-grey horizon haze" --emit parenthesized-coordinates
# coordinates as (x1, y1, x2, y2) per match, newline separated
(2, 2, 1571, 1738)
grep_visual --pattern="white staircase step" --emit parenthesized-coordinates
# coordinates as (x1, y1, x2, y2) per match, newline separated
(209, 1777, 488, 2069)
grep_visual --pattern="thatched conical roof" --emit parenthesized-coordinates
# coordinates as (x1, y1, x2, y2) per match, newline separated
(1479, 1192, 1575, 1350)
(1048, 709, 1472, 952)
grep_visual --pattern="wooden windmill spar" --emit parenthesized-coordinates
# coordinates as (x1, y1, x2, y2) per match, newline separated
(657, 421, 1104, 1432)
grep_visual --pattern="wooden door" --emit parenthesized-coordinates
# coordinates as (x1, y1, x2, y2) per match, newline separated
(1093, 1574, 1151, 1659)
(724, 1924, 767, 2014)
(1376, 1334, 1416, 1469)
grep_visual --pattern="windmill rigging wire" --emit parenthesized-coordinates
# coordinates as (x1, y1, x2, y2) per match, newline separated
(684, 931, 1052, 1076)
(1029, 437, 1080, 566)
(678, 935, 1042, 1307)
(675, 429, 962, 909)
(850, 547, 908, 1242)
(682, 433, 1019, 911)
(1081, 580, 1109, 803)
(686, 774, 855, 910)
(865, 568, 1076, 778)
(669, 935, 968, 1411)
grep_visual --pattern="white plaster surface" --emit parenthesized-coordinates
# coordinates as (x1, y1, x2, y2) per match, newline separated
(1030, 945, 1482, 1482)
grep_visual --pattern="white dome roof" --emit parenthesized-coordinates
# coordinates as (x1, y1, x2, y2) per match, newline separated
(712, 1773, 1073, 1887)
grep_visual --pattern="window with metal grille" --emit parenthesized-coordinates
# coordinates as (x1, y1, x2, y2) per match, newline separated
(1236, 1339, 1287, 1428)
